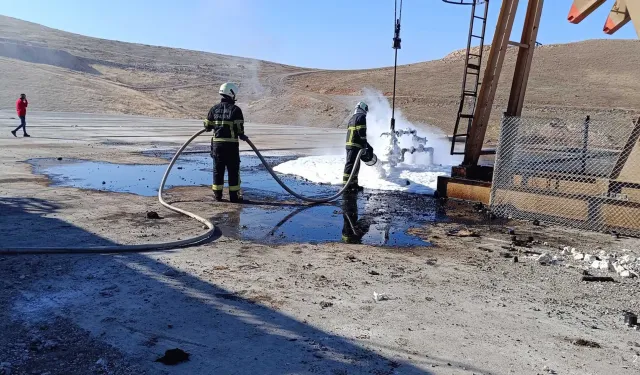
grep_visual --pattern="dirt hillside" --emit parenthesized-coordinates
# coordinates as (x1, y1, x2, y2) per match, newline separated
(1, 15, 639, 141)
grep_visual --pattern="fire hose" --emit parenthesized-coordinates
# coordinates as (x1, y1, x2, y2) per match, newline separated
(1, 129, 364, 254)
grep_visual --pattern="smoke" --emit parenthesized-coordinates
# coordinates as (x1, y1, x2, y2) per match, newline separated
(244, 58, 265, 99)
(362, 88, 462, 167)
(226, 56, 265, 101)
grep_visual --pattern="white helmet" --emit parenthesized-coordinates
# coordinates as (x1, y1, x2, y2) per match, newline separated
(355, 101, 369, 113)
(219, 82, 239, 100)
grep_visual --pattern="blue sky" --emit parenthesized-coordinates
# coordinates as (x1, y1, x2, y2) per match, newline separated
(0, 0, 636, 69)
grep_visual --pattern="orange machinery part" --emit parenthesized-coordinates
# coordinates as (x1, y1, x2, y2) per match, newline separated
(603, 1, 631, 34)
(568, 0, 607, 23)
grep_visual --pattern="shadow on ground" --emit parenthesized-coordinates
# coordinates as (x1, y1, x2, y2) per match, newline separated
(0, 197, 492, 374)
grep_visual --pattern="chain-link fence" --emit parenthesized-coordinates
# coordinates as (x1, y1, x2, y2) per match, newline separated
(490, 115, 640, 236)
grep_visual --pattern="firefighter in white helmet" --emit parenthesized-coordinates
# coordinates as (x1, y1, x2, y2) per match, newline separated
(204, 83, 247, 203)
(343, 101, 372, 192)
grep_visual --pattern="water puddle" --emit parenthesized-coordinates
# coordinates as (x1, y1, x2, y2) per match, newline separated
(29, 154, 446, 246)
(213, 193, 442, 246)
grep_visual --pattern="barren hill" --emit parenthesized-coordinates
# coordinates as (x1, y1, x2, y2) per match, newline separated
(1, 15, 639, 142)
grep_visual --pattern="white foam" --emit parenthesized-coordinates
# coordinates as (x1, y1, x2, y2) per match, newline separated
(273, 89, 460, 195)
(273, 155, 450, 194)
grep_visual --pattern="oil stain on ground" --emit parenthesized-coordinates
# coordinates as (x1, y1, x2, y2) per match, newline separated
(29, 154, 446, 246)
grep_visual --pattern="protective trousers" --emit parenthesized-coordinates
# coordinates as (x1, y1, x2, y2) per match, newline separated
(211, 142, 241, 197)
(343, 148, 361, 186)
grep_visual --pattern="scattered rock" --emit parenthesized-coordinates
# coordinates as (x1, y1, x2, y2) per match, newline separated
(613, 263, 626, 274)
(620, 270, 636, 278)
(581, 275, 615, 282)
(177, 166, 183, 170)
(572, 338, 601, 348)
(146, 211, 161, 219)
(584, 254, 595, 262)
(56, 157, 62, 161)
(368, 270, 380, 276)
(373, 292, 388, 302)
(538, 253, 553, 265)
(500, 252, 513, 259)
(533, 219, 540, 226)
(42, 340, 58, 350)
(620, 255, 636, 264)
(99, 284, 119, 297)
(573, 253, 584, 260)
(624, 312, 638, 327)
(155, 348, 190, 365)
(320, 301, 333, 309)
(95, 358, 107, 368)
(591, 260, 601, 269)
(163, 269, 179, 277)
(446, 228, 479, 237)
(599, 260, 613, 272)
(345, 255, 357, 262)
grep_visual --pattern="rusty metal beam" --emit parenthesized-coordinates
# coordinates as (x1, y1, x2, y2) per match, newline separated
(507, 0, 544, 116)
(463, 0, 520, 166)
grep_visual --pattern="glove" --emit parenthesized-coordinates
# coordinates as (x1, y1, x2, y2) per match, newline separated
(239, 134, 248, 141)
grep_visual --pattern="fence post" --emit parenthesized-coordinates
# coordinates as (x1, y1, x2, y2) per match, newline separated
(581, 115, 590, 175)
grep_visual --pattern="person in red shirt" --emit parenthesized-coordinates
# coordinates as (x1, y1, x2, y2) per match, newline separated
(11, 94, 30, 137)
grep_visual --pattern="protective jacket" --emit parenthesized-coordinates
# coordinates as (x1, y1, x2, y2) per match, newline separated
(204, 97, 244, 143)
(16, 99, 28, 117)
(345, 109, 367, 149)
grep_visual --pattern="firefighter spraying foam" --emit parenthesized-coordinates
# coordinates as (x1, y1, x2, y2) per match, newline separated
(204, 83, 247, 203)
(344, 101, 377, 192)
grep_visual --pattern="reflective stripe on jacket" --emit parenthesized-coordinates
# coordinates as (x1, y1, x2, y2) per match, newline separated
(204, 97, 244, 143)
(345, 109, 367, 149)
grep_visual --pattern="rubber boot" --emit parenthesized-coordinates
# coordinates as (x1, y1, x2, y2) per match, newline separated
(213, 191, 223, 202)
(229, 191, 243, 203)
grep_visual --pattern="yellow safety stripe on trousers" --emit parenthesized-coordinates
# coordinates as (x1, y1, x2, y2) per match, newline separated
(229, 169, 242, 192)
(345, 142, 363, 148)
(212, 138, 239, 142)
(348, 125, 366, 130)
(212, 184, 224, 191)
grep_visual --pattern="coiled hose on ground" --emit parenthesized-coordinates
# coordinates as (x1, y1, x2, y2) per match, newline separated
(1, 129, 362, 254)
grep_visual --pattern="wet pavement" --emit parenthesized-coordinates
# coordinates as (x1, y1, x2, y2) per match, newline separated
(29, 153, 446, 247)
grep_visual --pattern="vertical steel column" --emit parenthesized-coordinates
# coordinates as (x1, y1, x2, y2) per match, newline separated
(506, 0, 544, 116)
(463, 0, 520, 166)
